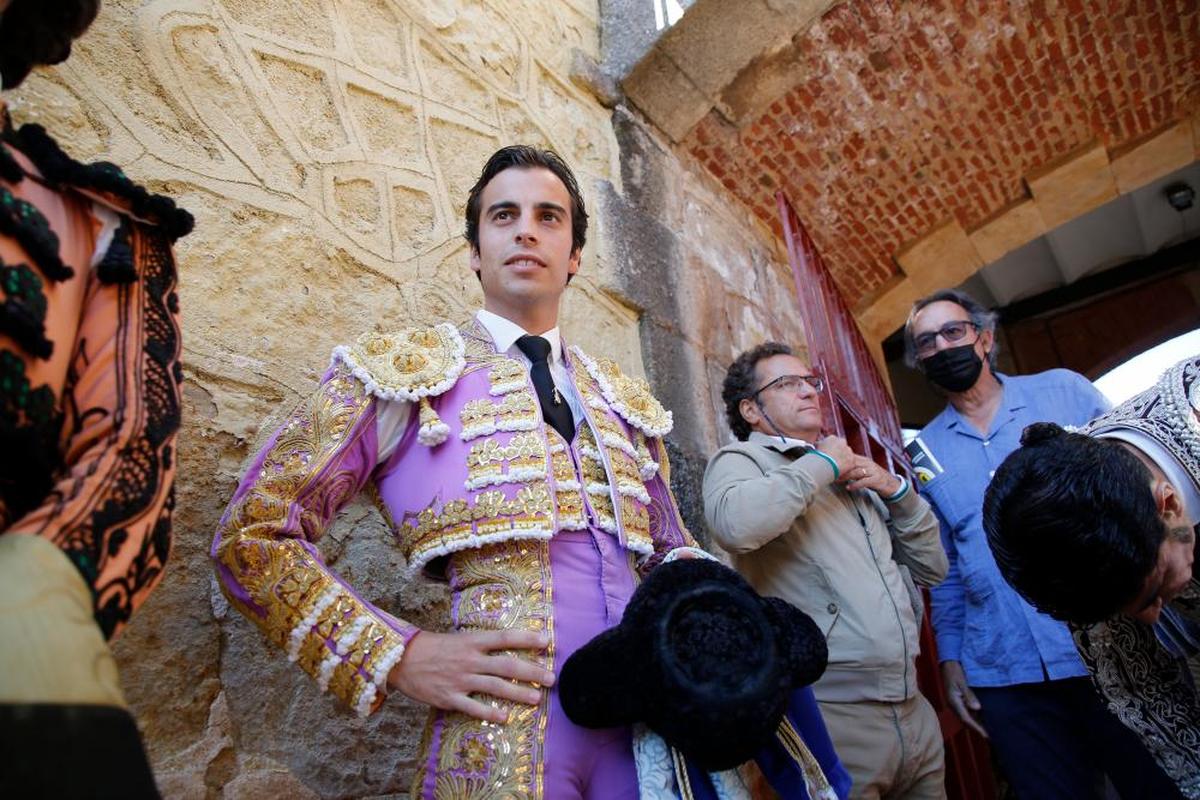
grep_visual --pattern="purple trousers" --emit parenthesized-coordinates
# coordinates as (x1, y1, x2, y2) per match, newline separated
(543, 529, 640, 799)
(415, 529, 640, 799)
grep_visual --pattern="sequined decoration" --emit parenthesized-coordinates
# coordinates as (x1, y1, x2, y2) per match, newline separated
(215, 366, 409, 715)
(411, 540, 553, 799)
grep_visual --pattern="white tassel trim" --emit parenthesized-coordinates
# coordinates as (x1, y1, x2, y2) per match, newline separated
(330, 323, 466, 402)
(335, 615, 372, 654)
(626, 537, 655, 556)
(600, 432, 638, 458)
(460, 422, 497, 441)
(639, 460, 660, 480)
(554, 479, 582, 491)
(349, 638, 407, 717)
(354, 684, 379, 718)
(558, 517, 588, 530)
(594, 517, 619, 535)
(462, 418, 539, 441)
(616, 483, 652, 504)
(579, 444, 603, 461)
(497, 419, 539, 432)
(407, 528, 557, 576)
(586, 482, 614, 496)
(489, 380, 526, 396)
(287, 586, 340, 661)
(418, 421, 450, 446)
(373, 642, 407, 690)
(464, 467, 546, 491)
(587, 397, 607, 411)
(571, 347, 673, 437)
(317, 651, 342, 692)
(662, 546, 718, 564)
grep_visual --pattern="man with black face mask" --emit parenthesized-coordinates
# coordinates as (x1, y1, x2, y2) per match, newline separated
(905, 290, 1180, 799)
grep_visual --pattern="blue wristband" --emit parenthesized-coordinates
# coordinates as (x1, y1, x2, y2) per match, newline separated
(809, 449, 840, 480)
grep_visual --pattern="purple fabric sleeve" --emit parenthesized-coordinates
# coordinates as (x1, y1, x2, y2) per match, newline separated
(211, 365, 419, 716)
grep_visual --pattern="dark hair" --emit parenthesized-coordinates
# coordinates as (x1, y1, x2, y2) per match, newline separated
(0, 0, 100, 89)
(464, 145, 588, 257)
(722, 342, 794, 441)
(983, 422, 1166, 624)
(903, 288, 999, 370)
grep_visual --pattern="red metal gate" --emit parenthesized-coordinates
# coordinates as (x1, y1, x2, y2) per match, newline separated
(776, 191, 996, 800)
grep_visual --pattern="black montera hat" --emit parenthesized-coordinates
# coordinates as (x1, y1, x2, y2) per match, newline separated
(558, 558, 828, 772)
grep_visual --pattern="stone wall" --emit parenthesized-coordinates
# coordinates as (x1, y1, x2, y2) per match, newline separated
(10, 1, 803, 795)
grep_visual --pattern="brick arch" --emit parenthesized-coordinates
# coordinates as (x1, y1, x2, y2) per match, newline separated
(622, 0, 1200, 351)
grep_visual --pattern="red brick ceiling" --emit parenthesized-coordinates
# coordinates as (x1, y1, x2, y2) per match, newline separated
(683, 0, 1200, 306)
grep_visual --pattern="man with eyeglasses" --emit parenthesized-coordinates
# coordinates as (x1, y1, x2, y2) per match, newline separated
(905, 289, 1179, 799)
(704, 342, 948, 799)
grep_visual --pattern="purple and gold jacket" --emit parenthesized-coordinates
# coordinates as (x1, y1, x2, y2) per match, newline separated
(211, 318, 697, 717)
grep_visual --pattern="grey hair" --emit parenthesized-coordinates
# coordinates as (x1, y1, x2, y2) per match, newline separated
(903, 288, 1000, 370)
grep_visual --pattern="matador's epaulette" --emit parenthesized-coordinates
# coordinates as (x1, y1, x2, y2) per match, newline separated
(571, 346, 673, 438)
(331, 323, 466, 446)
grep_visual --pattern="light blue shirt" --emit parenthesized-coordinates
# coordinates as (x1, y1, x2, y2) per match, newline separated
(917, 369, 1111, 688)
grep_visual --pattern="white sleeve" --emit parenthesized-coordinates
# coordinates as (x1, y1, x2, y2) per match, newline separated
(89, 204, 121, 268)
(375, 398, 413, 462)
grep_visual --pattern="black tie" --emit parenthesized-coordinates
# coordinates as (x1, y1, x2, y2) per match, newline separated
(516, 335, 576, 443)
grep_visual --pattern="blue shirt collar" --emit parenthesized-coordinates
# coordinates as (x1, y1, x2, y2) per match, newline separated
(941, 373, 1027, 437)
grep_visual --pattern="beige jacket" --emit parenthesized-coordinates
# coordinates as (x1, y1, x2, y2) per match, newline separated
(703, 433, 947, 704)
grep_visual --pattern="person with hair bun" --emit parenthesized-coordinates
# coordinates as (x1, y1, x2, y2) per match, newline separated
(0, 0, 193, 796)
(985, 356, 1200, 798)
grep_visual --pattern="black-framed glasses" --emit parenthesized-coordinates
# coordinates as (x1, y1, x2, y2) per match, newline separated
(913, 321, 980, 357)
(751, 373, 824, 399)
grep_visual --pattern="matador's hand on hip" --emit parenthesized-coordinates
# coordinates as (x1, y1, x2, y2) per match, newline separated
(387, 629, 555, 724)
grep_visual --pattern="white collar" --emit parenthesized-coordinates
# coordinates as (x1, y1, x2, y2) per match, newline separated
(748, 430, 815, 453)
(1097, 428, 1200, 527)
(475, 309, 563, 364)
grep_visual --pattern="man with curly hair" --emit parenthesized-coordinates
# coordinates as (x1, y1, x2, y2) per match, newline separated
(0, 0, 193, 796)
(703, 341, 948, 799)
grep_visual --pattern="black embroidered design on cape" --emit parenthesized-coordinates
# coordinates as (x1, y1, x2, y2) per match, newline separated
(0, 116, 188, 638)
(0, 186, 72, 281)
(0, 260, 52, 358)
(3, 123, 193, 241)
(53, 226, 183, 639)
(0, 349, 60, 529)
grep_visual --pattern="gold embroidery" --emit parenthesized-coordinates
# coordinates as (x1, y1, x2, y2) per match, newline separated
(572, 346, 673, 437)
(652, 438, 700, 551)
(337, 323, 465, 400)
(488, 357, 528, 395)
(467, 433, 547, 469)
(621, 495, 653, 553)
(635, 433, 660, 479)
(555, 488, 587, 529)
(214, 368, 408, 714)
(413, 541, 553, 798)
(549, 448, 576, 485)
(581, 451, 608, 487)
(608, 448, 643, 485)
(465, 433, 548, 490)
(400, 484, 556, 571)
(459, 391, 541, 440)
(497, 391, 540, 430)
